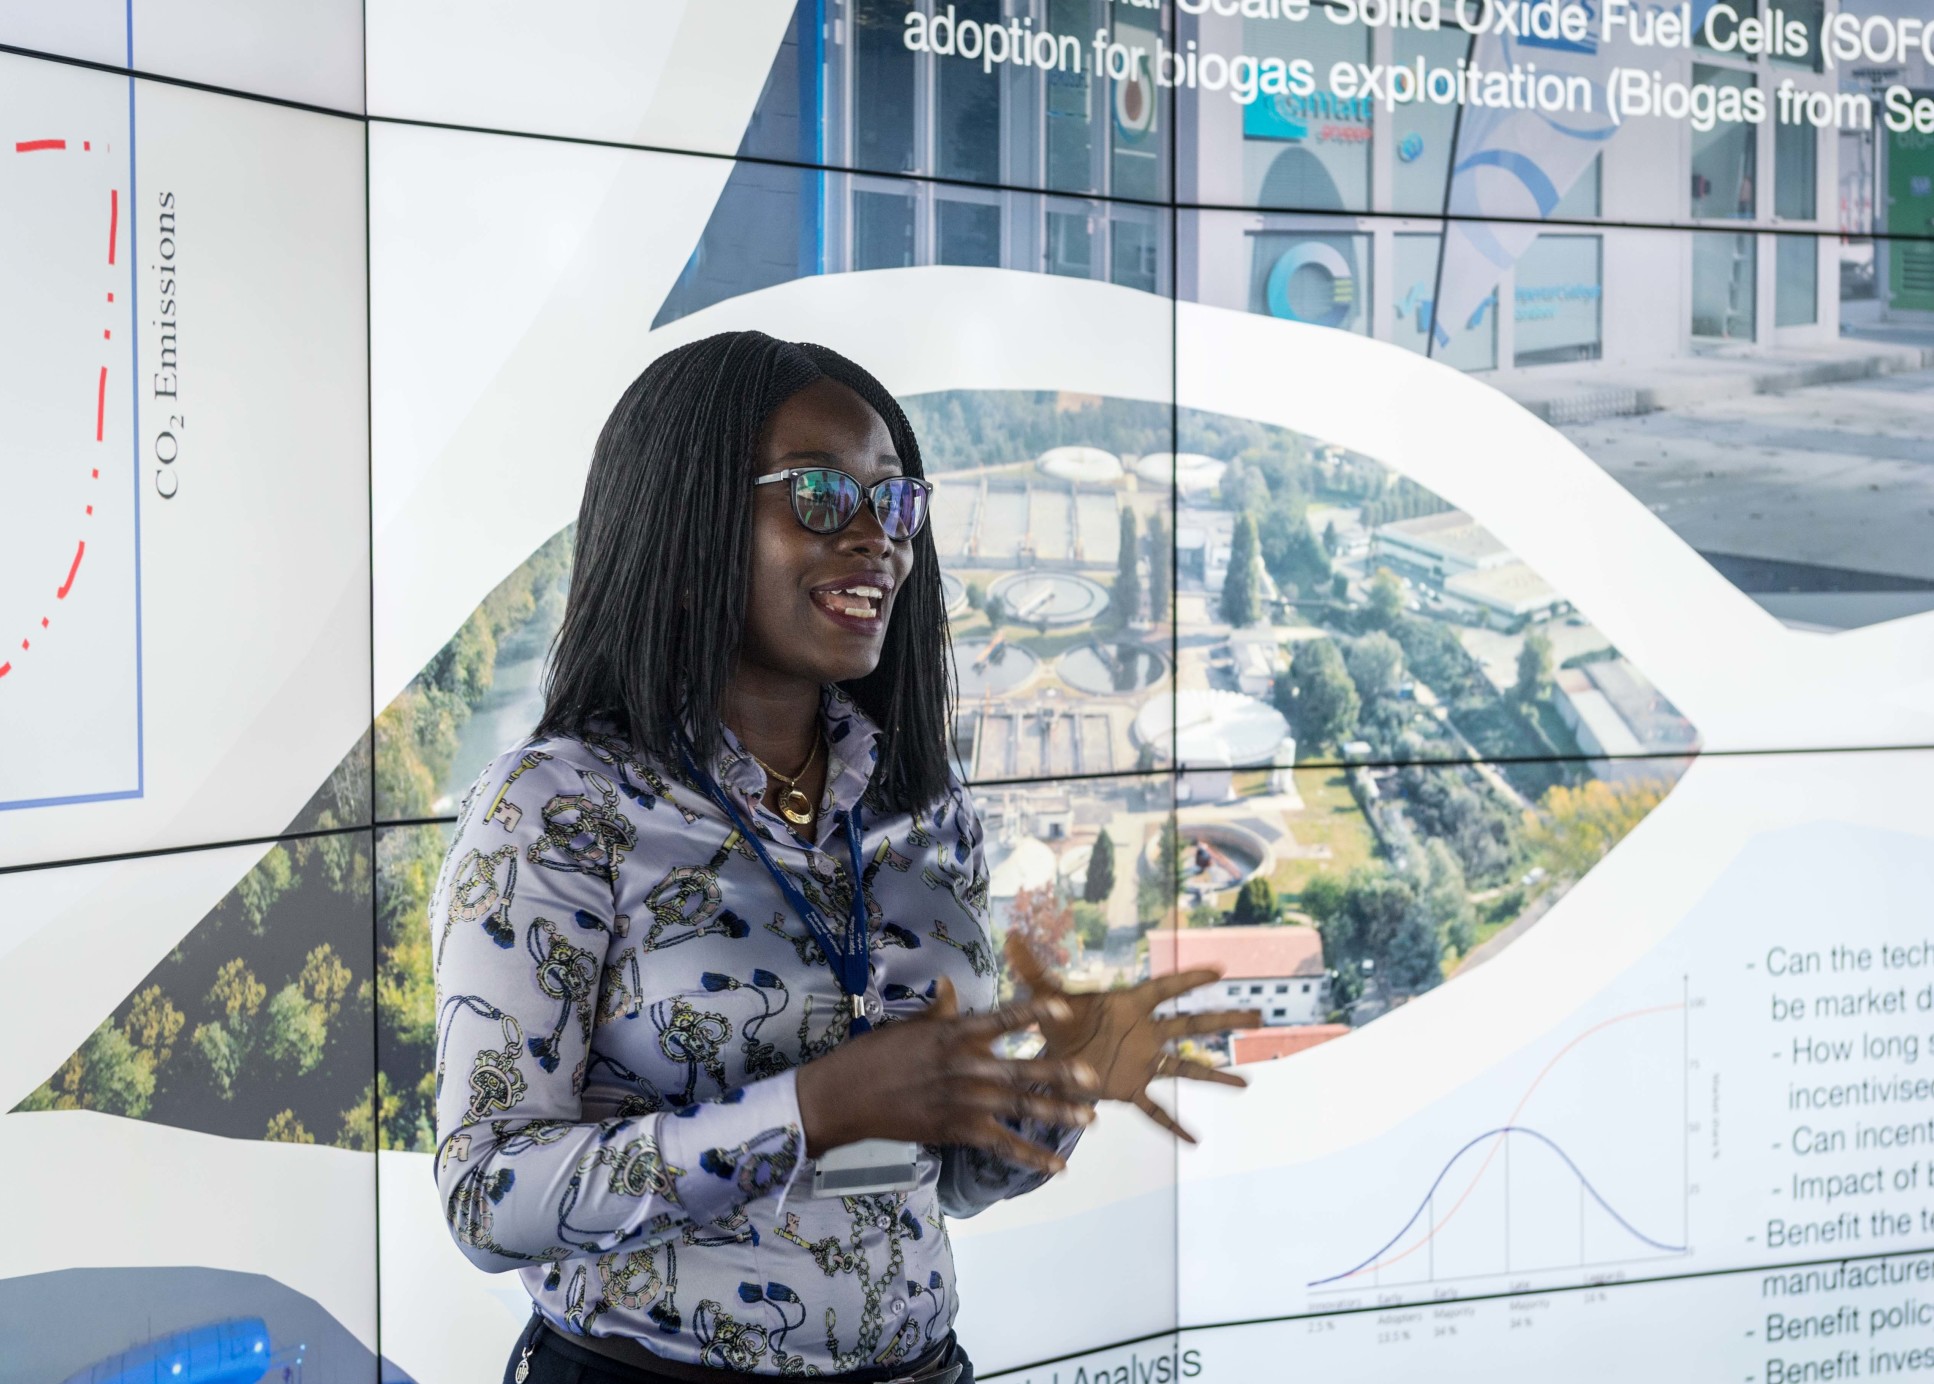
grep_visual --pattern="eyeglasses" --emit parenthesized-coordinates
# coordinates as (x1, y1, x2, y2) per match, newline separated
(753, 467, 932, 541)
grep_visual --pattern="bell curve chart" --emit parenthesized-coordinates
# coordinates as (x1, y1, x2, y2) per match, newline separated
(1307, 986, 1694, 1302)
(0, 62, 143, 812)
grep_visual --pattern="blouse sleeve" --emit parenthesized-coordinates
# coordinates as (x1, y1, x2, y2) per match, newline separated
(928, 783, 1089, 1219)
(429, 746, 805, 1273)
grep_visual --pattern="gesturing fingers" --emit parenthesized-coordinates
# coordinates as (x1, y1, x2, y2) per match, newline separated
(954, 1054, 1100, 1100)
(921, 975, 961, 1022)
(955, 1081, 1095, 1129)
(956, 993, 1072, 1043)
(968, 1116, 1069, 1176)
(1132, 1091, 1196, 1145)
(1155, 1008, 1263, 1040)
(1002, 929, 1067, 999)
(1134, 967, 1227, 1008)
(1171, 1058, 1247, 1089)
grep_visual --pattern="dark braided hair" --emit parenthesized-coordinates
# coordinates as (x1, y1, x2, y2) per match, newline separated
(536, 330, 956, 813)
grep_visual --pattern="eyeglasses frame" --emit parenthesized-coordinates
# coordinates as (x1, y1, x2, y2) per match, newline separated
(752, 466, 934, 541)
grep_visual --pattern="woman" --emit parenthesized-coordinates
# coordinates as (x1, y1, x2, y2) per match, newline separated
(429, 331, 1258, 1384)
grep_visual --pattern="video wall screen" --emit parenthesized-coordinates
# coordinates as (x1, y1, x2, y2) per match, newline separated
(0, 0, 364, 112)
(4, 1, 1934, 1382)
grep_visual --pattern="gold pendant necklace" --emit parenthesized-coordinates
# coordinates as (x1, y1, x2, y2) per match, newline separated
(752, 733, 821, 827)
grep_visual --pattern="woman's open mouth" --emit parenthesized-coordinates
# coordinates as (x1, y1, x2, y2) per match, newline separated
(810, 577, 892, 629)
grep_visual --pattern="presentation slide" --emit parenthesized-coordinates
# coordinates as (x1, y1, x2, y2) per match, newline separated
(3, 2, 1933, 1382)
(0, 52, 370, 869)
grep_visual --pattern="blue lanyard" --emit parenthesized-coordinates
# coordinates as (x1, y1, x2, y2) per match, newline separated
(675, 737, 875, 1036)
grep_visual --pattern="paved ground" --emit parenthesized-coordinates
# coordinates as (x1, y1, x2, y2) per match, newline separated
(1557, 366, 1934, 588)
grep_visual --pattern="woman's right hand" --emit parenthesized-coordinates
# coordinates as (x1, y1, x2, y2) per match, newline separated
(793, 978, 1100, 1175)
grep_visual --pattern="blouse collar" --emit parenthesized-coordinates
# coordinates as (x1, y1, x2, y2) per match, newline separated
(712, 685, 883, 821)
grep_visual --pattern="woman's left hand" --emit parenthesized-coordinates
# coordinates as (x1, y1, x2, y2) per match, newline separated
(1003, 932, 1263, 1143)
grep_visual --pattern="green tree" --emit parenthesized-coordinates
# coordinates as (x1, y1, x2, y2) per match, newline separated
(1156, 818, 1186, 892)
(1322, 519, 1339, 555)
(1414, 839, 1476, 957)
(1219, 512, 1261, 627)
(209, 958, 266, 1033)
(265, 1108, 315, 1144)
(1366, 568, 1406, 629)
(1083, 828, 1117, 905)
(1515, 629, 1555, 703)
(1137, 818, 1186, 929)
(1331, 572, 1348, 601)
(124, 984, 185, 1069)
(32, 1019, 158, 1117)
(1147, 514, 1171, 625)
(1398, 764, 1522, 885)
(1346, 631, 1405, 702)
(1227, 876, 1279, 927)
(338, 1073, 403, 1152)
(983, 593, 1006, 628)
(1070, 901, 1109, 954)
(1113, 508, 1142, 624)
(1299, 871, 1347, 925)
(193, 1021, 245, 1101)
(263, 983, 328, 1076)
(233, 846, 298, 937)
(1278, 639, 1361, 751)
(966, 580, 986, 611)
(299, 943, 353, 1023)
(1525, 777, 1670, 879)
(70, 1023, 157, 1118)
(1319, 867, 1443, 1004)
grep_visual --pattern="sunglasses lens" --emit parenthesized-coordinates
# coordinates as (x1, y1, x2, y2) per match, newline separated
(874, 478, 929, 540)
(792, 469, 861, 533)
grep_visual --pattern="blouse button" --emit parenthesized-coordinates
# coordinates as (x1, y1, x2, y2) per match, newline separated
(890, 1297, 907, 1315)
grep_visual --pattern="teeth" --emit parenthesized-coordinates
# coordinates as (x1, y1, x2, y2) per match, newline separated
(817, 589, 880, 620)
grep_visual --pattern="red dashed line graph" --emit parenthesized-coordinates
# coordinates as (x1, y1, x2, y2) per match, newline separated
(0, 136, 109, 685)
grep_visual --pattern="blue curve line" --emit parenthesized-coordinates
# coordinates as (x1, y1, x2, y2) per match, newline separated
(1307, 1125, 1686, 1287)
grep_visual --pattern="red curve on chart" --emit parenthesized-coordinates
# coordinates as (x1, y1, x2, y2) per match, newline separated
(3, 136, 114, 689)
(1336, 1001, 1686, 1282)
(57, 541, 85, 600)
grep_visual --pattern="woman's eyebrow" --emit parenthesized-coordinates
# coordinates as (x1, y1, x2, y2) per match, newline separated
(778, 448, 904, 473)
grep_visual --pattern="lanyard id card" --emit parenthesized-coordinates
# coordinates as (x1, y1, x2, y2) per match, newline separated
(676, 734, 923, 1196)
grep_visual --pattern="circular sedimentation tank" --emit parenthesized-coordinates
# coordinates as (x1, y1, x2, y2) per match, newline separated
(988, 571, 1109, 627)
(1038, 445, 1125, 484)
(1132, 689, 1293, 767)
(1056, 640, 1170, 695)
(952, 638, 1041, 697)
(1134, 451, 1228, 499)
(1146, 821, 1271, 891)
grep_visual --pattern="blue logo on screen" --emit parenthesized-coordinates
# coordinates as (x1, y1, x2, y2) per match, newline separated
(1398, 133, 1424, 163)
(1244, 91, 1372, 142)
(1266, 244, 1356, 329)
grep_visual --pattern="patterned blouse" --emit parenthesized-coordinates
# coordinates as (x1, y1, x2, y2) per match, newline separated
(429, 685, 1078, 1371)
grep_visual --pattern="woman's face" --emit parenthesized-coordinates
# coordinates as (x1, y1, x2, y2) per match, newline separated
(738, 377, 916, 693)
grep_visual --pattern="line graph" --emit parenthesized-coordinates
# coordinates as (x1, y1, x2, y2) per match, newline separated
(1311, 988, 1692, 1293)
(0, 61, 143, 810)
